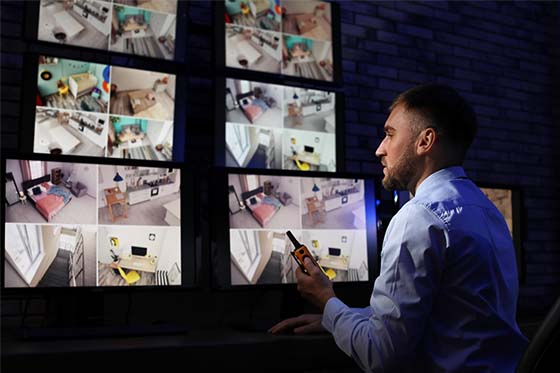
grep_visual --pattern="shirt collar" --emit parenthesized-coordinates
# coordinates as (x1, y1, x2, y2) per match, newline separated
(414, 166, 467, 198)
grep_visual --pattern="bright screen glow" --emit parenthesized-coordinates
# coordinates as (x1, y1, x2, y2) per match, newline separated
(4, 158, 182, 287)
(37, 0, 177, 60)
(226, 78, 336, 172)
(34, 56, 176, 161)
(225, 0, 334, 81)
(228, 173, 369, 285)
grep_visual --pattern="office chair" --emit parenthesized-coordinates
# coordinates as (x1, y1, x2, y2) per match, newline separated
(295, 158, 310, 171)
(117, 266, 140, 285)
(516, 295, 560, 373)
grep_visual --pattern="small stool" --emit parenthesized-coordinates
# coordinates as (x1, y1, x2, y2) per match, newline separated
(18, 192, 27, 205)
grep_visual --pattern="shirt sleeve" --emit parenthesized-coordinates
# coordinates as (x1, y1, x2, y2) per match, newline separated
(322, 203, 447, 371)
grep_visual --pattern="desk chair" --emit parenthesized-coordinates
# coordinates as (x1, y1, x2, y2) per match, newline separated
(117, 266, 140, 285)
(57, 83, 69, 97)
(295, 158, 310, 171)
(306, 196, 325, 225)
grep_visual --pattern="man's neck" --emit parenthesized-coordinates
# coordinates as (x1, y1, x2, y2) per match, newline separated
(409, 159, 460, 196)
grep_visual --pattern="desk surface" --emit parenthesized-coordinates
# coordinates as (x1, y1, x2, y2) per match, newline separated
(118, 254, 157, 273)
(291, 152, 321, 166)
(3, 328, 355, 370)
(319, 255, 349, 271)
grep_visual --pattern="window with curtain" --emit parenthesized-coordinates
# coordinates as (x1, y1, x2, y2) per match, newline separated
(29, 161, 45, 180)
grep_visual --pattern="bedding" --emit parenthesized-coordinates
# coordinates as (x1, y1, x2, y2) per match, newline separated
(240, 96, 266, 123)
(69, 73, 98, 99)
(27, 184, 72, 222)
(244, 191, 281, 227)
(128, 89, 157, 115)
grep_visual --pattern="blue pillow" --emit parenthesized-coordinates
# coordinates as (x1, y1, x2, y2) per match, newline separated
(32, 186, 42, 195)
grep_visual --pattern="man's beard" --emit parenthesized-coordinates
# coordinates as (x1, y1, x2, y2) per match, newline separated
(382, 146, 416, 191)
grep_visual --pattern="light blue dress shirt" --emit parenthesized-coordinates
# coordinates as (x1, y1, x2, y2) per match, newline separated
(322, 167, 528, 372)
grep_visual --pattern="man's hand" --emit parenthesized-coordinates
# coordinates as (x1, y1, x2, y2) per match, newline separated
(268, 314, 325, 335)
(296, 257, 336, 311)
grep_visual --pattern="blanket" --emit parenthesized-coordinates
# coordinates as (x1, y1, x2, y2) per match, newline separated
(47, 185, 71, 204)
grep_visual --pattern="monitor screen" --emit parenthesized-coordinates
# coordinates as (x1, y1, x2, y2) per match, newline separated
(37, 0, 178, 60)
(34, 55, 176, 162)
(225, 172, 377, 286)
(131, 246, 148, 256)
(224, 78, 336, 172)
(224, 0, 335, 82)
(3, 157, 182, 288)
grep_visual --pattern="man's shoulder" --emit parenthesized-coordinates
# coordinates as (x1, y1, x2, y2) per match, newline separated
(392, 200, 447, 229)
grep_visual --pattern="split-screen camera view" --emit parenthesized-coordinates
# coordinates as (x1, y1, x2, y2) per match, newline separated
(228, 173, 368, 285)
(4, 158, 181, 288)
(34, 56, 175, 161)
(38, 0, 177, 60)
(225, 78, 336, 172)
(225, 0, 334, 81)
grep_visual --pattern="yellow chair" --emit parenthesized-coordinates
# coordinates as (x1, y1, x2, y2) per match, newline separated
(295, 158, 310, 171)
(58, 83, 69, 97)
(117, 266, 140, 285)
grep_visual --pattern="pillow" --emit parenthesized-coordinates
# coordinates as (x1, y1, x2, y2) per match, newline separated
(41, 182, 51, 190)
(32, 186, 42, 196)
(249, 197, 257, 205)
(241, 98, 249, 106)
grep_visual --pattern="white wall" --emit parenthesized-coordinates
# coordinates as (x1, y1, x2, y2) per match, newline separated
(111, 66, 163, 91)
(282, 130, 335, 168)
(270, 176, 301, 207)
(146, 120, 173, 146)
(149, 12, 175, 38)
(97, 165, 118, 207)
(6, 159, 24, 191)
(98, 226, 173, 265)
(284, 0, 324, 14)
(301, 229, 360, 262)
(165, 74, 176, 99)
(66, 162, 97, 198)
(157, 227, 181, 275)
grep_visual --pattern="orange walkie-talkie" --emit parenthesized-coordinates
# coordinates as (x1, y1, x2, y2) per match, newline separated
(286, 230, 334, 280)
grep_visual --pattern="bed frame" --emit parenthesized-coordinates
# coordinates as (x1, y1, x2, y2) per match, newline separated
(21, 175, 51, 205)
(241, 186, 263, 203)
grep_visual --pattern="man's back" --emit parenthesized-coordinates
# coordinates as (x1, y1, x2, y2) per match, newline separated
(402, 167, 528, 371)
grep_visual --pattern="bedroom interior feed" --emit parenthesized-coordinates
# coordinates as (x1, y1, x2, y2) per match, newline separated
(34, 55, 176, 162)
(224, 0, 334, 82)
(3, 157, 182, 288)
(37, 0, 178, 60)
(228, 173, 370, 285)
(225, 78, 336, 172)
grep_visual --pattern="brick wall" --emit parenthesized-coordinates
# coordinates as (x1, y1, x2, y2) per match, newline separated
(1, 1, 559, 320)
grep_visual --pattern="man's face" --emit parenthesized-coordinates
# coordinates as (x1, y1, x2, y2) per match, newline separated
(375, 105, 419, 191)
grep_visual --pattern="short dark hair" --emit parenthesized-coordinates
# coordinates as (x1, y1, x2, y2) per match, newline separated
(390, 84, 477, 160)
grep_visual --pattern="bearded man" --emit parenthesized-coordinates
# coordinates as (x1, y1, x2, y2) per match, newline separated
(269, 84, 528, 372)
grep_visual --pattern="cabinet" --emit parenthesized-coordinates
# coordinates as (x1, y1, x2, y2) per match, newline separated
(51, 168, 62, 185)
(128, 188, 150, 205)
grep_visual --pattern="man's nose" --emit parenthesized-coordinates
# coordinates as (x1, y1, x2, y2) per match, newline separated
(375, 138, 386, 158)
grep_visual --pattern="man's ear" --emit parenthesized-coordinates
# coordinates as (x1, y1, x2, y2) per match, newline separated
(416, 127, 437, 156)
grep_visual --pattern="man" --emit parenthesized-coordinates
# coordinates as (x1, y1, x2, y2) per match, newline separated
(269, 84, 528, 371)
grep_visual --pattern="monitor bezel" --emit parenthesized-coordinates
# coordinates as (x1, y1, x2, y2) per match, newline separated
(210, 167, 380, 290)
(24, 0, 188, 63)
(1, 151, 198, 294)
(475, 182, 524, 284)
(18, 51, 187, 163)
(214, 75, 345, 172)
(214, 0, 343, 86)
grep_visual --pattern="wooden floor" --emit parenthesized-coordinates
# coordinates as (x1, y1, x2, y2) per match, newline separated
(98, 192, 180, 226)
(38, 3, 109, 50)
(109, 90, 174, 121)
(43, 92, 108, 114)
(98, 262, 155, 286)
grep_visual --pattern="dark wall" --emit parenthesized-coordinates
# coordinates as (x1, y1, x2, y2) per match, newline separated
(1, 1, 559, 328)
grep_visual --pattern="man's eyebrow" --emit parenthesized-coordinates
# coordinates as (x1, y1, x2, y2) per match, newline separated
(384, 125, 396, 132)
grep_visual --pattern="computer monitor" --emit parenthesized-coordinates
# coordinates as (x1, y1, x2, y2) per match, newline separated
(218, 77, 342, 172)
(211, 169, 379, 288)
(33, 0, 183, 61)
(217, 0, 342, 84)
(28, 55, 180, 162)
(2, 155, 189, 288)
(131, 246, 148, 257)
